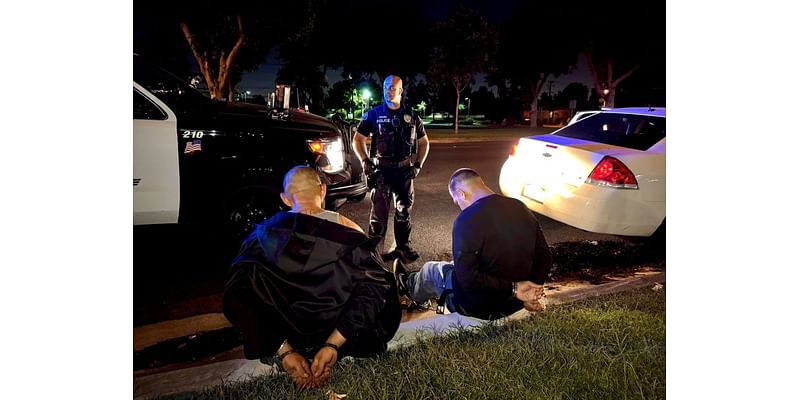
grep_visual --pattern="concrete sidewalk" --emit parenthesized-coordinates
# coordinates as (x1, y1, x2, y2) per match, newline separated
(133, 271, 665, 400)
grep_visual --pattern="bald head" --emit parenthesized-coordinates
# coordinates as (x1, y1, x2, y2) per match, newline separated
(448, 168, 494, 210)
(281, 166, 326, 211)
(283, 166, 322, 194)
(383, 75, 403, 109)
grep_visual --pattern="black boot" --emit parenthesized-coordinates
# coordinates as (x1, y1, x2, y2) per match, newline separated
(394, 244, 420, 262)
(393, 259, 410, 298)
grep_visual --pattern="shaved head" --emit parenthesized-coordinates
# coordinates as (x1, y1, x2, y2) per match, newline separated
(448, 168, 494, 210)
(449, 168, 482, 194)
(383, 75, 402, 89)
(383, 75, 403, 108)
(283, 166, 322, 196)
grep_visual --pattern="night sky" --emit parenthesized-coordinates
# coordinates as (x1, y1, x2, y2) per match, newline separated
(237, 0, 593, 97)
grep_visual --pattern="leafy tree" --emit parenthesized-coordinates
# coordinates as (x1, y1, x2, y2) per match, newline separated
(488, 0, 581, 127)
(172, 1, 302, 100)
(427, 6, 498, 134)
(133, 10, 193, 79)
(274, 2, 330, 112)
(579, 1, 664, 108)
(308, 0, 431, 80)
(555, 82, 591, 109)
(468, 86, 496, 116)
(285, 0, 430, 115)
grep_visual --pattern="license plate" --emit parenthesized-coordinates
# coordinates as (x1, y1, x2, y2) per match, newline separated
(522, 183, 546, 203)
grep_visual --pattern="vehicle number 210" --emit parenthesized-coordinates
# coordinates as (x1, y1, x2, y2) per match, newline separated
(182, 130, 204, 139)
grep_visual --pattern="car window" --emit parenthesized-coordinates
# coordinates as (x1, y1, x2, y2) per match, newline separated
(555, 113, 665, 151)
(134, 89, 166, 120)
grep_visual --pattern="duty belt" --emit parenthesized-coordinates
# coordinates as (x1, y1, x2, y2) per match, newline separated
(376, 158, 412, 169)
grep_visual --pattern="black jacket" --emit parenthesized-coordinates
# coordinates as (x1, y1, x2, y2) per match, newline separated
(224, 212, 401, 359)
(451, 195, 552, 320)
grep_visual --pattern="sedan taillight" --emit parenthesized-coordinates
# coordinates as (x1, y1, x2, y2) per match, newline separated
(586, 156, 639, 189)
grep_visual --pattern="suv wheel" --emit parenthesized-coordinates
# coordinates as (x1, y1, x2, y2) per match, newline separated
(225, 189, 283, 242)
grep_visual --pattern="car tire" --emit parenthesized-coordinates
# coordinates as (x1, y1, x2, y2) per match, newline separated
(224, 188, 283, 244)
(643, 219, 665, 258)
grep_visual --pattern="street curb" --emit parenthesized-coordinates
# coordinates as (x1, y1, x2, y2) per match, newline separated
(134, 314, 231, 352)
(133, 271, 665, 399)
(545, 271, 665, 306)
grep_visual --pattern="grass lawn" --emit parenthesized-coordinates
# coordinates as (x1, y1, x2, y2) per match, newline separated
(161, 288, 665, 400)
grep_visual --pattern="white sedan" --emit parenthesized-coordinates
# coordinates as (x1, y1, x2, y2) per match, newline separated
(499, 107, 665, 237)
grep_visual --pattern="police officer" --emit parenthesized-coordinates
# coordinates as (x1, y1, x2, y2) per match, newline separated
(353, 75, 430, 261)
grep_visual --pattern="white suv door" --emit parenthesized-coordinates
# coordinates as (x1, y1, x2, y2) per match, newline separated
(134, 82, 180, 224)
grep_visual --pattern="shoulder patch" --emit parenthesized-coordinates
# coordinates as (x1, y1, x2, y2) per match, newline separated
(403, 114, 412, 123)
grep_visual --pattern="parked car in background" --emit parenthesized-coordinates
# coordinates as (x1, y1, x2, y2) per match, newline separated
(499, 107, 665, 237)
(133, 54, 368, 241)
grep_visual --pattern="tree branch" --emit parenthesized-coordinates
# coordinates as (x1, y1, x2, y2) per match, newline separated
(218, 15, 246, 100)
(180, 22, 216, 95)
(226, 15, 246, 69)
(612, 63, 641, 87)
(533, 73, 549, 98)
(583, 50, 603, 95)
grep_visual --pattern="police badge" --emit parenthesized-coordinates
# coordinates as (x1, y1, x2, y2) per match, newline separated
(403, 114, 412, 124)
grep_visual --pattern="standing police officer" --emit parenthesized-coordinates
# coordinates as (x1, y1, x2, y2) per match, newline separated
(353, 75, 430, 261)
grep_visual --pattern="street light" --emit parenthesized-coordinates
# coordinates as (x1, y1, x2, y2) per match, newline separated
(244, 90, 251, 102)
(465, 97, 471, 116)
(361, 88, 372, 116)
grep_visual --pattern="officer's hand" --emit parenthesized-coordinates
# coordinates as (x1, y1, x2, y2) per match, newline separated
(406, 163, 422, 180)
(362, 158, 376, 175)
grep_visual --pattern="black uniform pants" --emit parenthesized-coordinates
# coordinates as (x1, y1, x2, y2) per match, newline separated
(368, 166, 414, 248)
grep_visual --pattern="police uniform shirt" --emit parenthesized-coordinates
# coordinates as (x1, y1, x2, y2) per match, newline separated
(357, 104, 426, 160)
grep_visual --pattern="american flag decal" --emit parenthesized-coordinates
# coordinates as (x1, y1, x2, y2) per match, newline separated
(184, 139, 202, 154)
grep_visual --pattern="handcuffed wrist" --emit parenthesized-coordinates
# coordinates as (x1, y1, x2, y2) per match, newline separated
(323, 342, 339, 352)
(277, 349, 297, 361)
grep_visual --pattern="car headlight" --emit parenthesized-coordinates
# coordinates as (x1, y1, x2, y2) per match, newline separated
(307, 137, 345, 173)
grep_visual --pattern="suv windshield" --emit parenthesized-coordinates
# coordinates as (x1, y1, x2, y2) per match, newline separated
(133, 55, 212, 111)
(554, 113, 666, 151)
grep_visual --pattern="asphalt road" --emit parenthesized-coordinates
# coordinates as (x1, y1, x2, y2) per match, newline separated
(135, 140, 630, 326)
(338, 140, 622, 261)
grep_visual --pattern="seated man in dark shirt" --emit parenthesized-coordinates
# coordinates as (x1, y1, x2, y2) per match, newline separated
(396, 168, 552, 320)
(224, 166, 401, 388)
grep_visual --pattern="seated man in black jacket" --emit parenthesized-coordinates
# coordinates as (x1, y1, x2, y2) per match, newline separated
(224, 166, 401, 388)
(396, 168, 552, 319)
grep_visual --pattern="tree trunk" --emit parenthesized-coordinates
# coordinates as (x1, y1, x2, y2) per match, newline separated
(529, 75, 548, 128)
(179, 15, 246, 101)
(530, 98, 538, 129)
(606, 89, 616, 109)
(584, 51, 639, 109)
(454, 85, 461, 135)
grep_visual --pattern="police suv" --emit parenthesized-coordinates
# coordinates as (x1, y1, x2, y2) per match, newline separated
(133, 55, 368, 240)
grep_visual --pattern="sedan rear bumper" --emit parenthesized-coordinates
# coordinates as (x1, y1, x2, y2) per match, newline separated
(499, 157, 664, 236)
